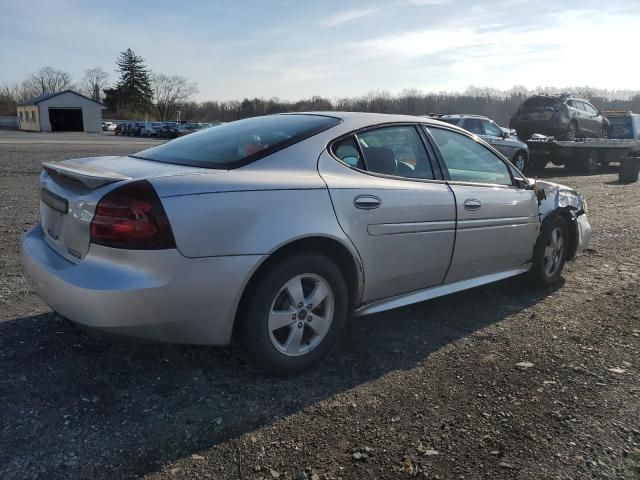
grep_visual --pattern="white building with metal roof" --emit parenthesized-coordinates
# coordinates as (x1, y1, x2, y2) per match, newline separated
(17, 90, 106, 133)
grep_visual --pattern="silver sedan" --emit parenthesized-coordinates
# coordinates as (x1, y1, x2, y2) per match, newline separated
(21, 112, 591, 374)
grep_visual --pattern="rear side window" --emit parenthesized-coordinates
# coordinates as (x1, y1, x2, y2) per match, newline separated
(134, 114, 341, 168)
(462, 118, 484, 135)
(437, 118, 460, 126)
(332, 136, 363, 168)
(428, 127, 512, 186)
(331, 126, 435, 180)
(358, 126, 435, 179)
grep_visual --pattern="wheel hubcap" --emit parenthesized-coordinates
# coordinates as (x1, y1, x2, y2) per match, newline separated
(514, 154, 525, 171)
(543, 227, 564, 277)
(268, 273, 334, 357)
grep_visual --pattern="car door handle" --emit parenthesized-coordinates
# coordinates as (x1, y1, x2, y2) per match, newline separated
(354, 195, 381, 210)
(463, 199, 482, 211)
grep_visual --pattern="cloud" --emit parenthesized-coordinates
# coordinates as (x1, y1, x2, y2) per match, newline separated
(407, 0, 451, 5)
(321, 7, 381, 27)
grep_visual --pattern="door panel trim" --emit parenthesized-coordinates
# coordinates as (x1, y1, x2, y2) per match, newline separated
(353, 267, 530, 317)
(368, 220, 456, 236)
(457, 216, 537, 230)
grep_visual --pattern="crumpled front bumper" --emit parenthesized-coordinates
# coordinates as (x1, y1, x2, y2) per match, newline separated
(575, 213, 592, 255)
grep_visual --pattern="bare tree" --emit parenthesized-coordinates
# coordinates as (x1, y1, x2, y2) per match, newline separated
(151, 74, 198, 121)
(81, 67, 109, 102)
(22, 66, 74, 98)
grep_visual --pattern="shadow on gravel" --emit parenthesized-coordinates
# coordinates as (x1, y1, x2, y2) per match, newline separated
(0, 274, 560, 479)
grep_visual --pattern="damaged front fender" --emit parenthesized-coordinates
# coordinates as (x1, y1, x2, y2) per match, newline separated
(533, 180, 591, 259)
(535, 180, 587, 220)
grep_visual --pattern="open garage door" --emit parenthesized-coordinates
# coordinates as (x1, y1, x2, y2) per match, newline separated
(49, 108, 84, 132)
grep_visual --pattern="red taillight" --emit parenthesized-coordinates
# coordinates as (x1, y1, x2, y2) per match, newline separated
(90, 180, 176, 249)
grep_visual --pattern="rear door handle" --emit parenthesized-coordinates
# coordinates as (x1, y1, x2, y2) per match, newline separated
(354, 195, 381, 210)
(463, 198, 482, 211)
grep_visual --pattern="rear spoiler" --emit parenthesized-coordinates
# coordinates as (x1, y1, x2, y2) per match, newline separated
(42, 161, 131, 189)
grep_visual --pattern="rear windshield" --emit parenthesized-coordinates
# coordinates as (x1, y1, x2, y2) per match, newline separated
(522, 96, 559, 109)
(608, 116, 633, 139)
(133, 114, 341, 168)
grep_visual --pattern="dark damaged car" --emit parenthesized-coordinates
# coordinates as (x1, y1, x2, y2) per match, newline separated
(510, 94, 609, 141)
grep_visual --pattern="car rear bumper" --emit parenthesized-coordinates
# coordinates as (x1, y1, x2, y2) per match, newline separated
(21, 224, 264, 345)
(512, 117, 569, 137)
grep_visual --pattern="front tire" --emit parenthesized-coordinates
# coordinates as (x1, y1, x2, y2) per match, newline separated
(531, 215, 569, 286)
(238, 253, 348, 375)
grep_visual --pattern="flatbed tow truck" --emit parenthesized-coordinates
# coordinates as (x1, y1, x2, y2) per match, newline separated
(525, 111, 640, 182)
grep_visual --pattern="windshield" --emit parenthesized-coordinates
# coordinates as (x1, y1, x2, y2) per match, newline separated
(608, 116, 633, 139)
(133, 114, 341, 168)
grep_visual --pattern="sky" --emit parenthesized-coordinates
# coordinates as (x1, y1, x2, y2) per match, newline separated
(1, 0, 639, 101)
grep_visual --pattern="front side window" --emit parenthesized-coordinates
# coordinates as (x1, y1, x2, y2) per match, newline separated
(134, 114, 341, 168)
(428, 127, 512, 186)
(356, 126, 434, 179)
(481, 120, 503, 137)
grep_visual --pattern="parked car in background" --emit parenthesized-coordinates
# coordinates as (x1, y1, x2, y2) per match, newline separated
(425, 114, 529, 172)
(157, 122, 179, 138)
(510, 94, 610, 141)
(177, 123, 207, 136)
(102, 121, 116, 131)
(114, 122, 133, 136)
(138, 122, 164, 137)
(22, 112, 591, 375)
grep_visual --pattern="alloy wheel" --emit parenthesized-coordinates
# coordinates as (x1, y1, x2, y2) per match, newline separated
(543, 227, 565, 277)
(513, 153, 526, 172)
(268, 273, 335, 357)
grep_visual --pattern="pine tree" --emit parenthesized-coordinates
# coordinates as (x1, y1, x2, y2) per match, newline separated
(114, 48, 153, 113)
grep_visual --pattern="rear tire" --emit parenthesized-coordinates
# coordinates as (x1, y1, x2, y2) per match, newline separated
(577, 149, 598, 173)
(238, 253, 349, 376)
(620, 157, 640, 183)
(563, 122, 577, 141)
(530, 215, 569, 286)
(529, 157, 548, 171)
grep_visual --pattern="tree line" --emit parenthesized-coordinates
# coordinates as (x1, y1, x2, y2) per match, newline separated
(0, 48, 197, 122)
(2, 50, 639, 125)
(176, 88, 640, 126)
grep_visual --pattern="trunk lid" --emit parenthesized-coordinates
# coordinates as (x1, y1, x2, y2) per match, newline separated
(39, 155, 224, 262)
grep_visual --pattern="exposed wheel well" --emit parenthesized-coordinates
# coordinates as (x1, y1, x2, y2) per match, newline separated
(233, 237, 362, 338)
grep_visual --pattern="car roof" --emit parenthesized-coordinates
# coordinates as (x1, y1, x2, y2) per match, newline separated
(285, 111, 468, 132)
(422, 113, 490, 120)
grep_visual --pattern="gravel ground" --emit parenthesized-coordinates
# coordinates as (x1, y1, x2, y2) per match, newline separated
(1, 135, 639, 479)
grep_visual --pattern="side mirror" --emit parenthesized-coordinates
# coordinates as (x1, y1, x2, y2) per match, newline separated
(514, 176, 536, 190)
